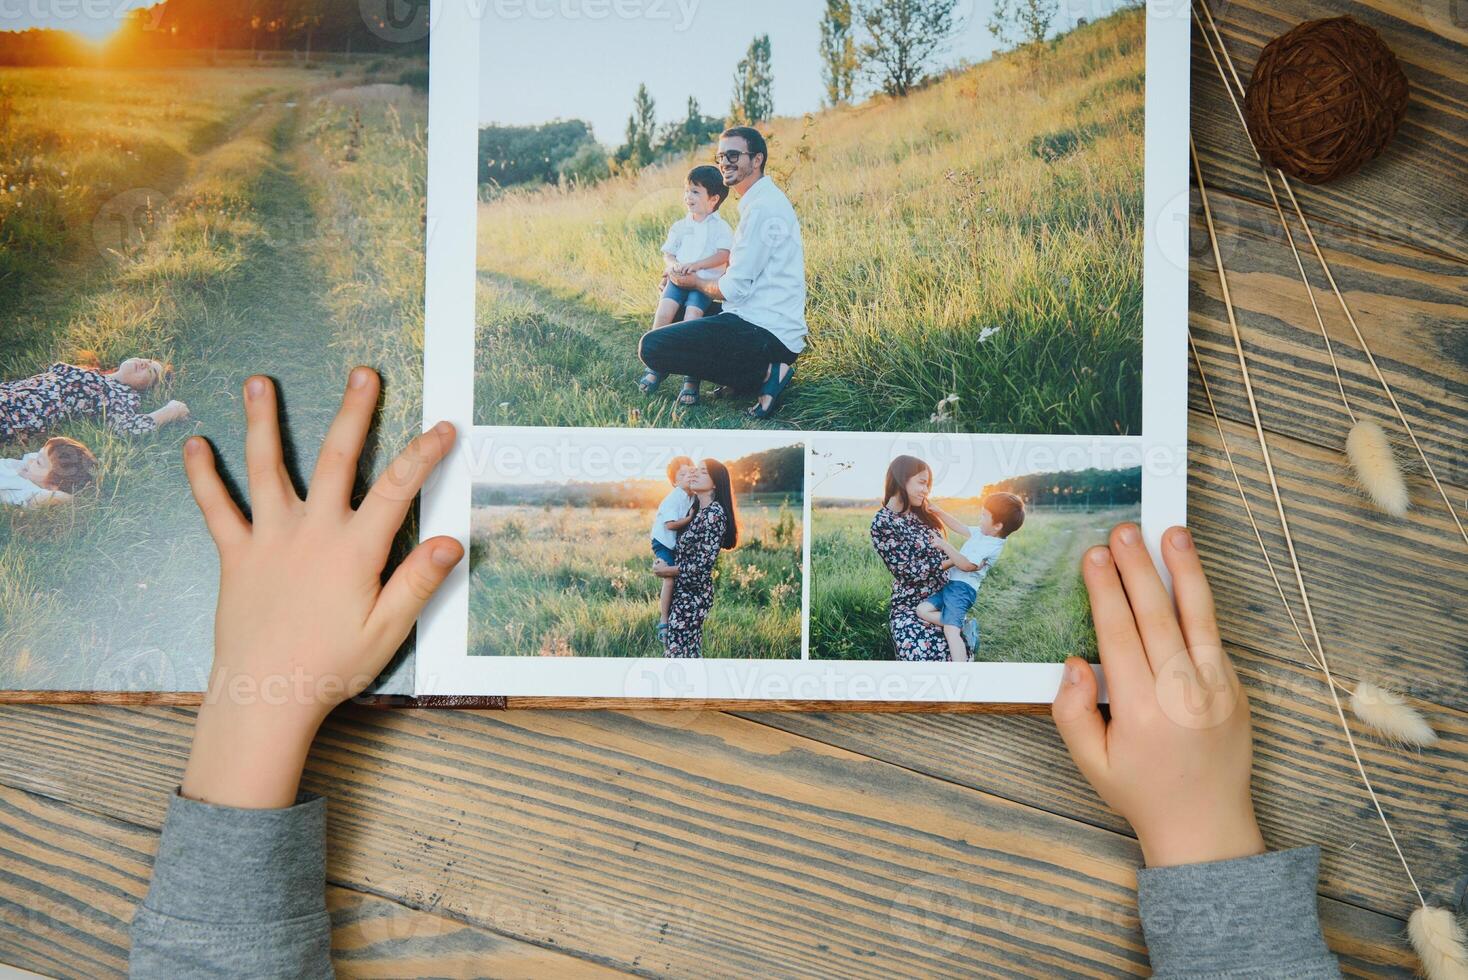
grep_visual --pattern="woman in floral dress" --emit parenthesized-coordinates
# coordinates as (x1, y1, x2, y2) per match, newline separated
(0, 358, 189, 443)
(657, 458, 739, 658)
(870, 455, 948, 661)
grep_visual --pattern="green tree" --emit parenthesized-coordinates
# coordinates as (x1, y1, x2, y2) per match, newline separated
(856, 0, 961, 97)
(614, 83, 657, 171)
(657, 95, 724, 156)
(988, 0, 1059, 58)
(819, 0, 859, 105)
(728, 34, 774, 125)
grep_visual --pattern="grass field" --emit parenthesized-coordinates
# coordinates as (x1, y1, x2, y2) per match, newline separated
(0, 63, 427, 691)
(469, 498, 802, 659)
(475, 7, 1144, 433)
(810, 504, 1138, 662)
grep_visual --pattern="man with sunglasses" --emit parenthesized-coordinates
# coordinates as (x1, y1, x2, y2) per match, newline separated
(638, 126, 807, 420)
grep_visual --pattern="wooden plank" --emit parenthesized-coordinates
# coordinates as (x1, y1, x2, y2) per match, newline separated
(1186, 185, 1466, 485)
(0, 782, 627, 980)
(1190, 0, 1468, 259)
(0, 705, 1431, 976)
(1186, 410, 1467, 711)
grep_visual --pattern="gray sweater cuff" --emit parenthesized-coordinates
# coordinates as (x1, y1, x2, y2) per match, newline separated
(1137, 846, 1338, 978)
(130, 790, 332, 979)
(143, 789, 328, 922)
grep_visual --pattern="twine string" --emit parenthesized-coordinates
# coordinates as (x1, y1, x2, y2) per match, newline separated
(1190, 136, 1426, 910)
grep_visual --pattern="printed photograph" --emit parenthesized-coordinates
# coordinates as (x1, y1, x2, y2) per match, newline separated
(810, 435, 1141, 662)
(474, 0, 1146, 432)
(468, 429, 804, 659)
(0, 2, 428, 692)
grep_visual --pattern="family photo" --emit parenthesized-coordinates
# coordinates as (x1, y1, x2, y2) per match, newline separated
(474, 0, 1146, 433)
(810, 436, 1141, 661)
(0, 1, 429, 692)
(468, 430, 803, 659)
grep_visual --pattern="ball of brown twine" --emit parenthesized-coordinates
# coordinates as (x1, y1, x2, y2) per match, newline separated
(1243, 16, 1409, 185)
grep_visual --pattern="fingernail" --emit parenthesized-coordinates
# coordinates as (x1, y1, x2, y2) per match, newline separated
(430, 545, 461, 568)
(1065, 661, 1081, 685)
(1171, 527, 1193, 550)
(349, 367, 370, 388)
(246, 377, 265, 399)
(184, 437, 202, 456)
(1118, 524, 1140, 546)
(1087, 546, 1110, 566)
(433, 420, 454, 436)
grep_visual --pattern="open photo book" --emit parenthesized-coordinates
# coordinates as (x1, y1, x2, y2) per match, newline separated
(0, 0, 1187, 707)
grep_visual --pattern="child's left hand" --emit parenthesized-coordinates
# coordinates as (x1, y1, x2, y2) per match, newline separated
(179, 367, 463, 810)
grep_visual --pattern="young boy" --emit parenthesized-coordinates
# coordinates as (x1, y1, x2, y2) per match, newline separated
(651, 455, 696, 642)
(0, 436, 96, 507)
(639, 165, 734, 406)
(919, 492, 1026, 661)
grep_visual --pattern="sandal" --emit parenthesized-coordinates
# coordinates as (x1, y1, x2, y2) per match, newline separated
(745, 363, 794, 420)
(677, 380, 701, 407)
(636, 370, 665, 395)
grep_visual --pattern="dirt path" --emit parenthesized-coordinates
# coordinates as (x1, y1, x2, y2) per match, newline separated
(2, 100, 352, 691)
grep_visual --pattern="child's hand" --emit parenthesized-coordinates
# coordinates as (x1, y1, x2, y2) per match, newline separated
(179, 367, 463, 809)
(1052, 524, 1263, 868)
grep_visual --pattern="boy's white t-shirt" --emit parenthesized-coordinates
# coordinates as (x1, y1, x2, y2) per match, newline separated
(661, 212, 734, 280)
(0, 455, 48, 507)
(948, 533, 1006, 590)
(651, 487, 694, 549)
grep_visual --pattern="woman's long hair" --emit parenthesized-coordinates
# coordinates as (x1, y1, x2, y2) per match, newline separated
(702, 458, 739, 549)
(883, 455, 941, 531)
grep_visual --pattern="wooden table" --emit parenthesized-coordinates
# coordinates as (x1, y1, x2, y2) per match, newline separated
(1, 2, 1463, 975)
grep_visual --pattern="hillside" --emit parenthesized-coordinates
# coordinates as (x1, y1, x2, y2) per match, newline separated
(475, 6, 1146, 433)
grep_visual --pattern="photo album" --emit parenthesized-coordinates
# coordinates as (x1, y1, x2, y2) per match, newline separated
(0, 0, 1187, 706)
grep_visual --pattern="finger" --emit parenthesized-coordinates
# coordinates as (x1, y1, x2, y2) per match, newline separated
(1051, 656, 1108, 786)
(182, 436, 249, 552)
(307, 367, 379, 513)
(242, 375, 296, 516)
(1108, 523, 1188, 676)
(366, 536, 464, 646)
(1082, 544, 1151, 708)
(354, 421, 456, 542)
(1162, 526, 1225, 674)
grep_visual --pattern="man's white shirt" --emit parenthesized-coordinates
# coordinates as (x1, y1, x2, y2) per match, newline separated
(718, 176, 808, 353)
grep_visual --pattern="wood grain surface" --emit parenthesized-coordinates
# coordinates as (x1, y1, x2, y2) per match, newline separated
(1, 0, 1464, 974)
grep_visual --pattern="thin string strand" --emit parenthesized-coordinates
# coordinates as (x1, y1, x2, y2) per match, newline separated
(1188, 333, 1346, 692)
(1190, 9, 1355, 423)
(1194, 0, 1467, 545)
(1190, 137, 1427, 909)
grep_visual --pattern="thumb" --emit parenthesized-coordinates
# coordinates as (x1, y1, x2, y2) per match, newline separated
(1052, 657, 1108, 785)
(368, 536, 464, 647)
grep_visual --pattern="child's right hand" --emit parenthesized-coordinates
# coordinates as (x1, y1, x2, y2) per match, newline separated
(178, 368, 463, 810)
(1052, 524, 1265, 868)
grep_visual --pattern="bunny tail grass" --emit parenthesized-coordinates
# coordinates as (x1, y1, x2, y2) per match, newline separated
(1346, 419, 1409, 517)
(1408, 906, 1468, 980)
(1350, 682, 1438, 747)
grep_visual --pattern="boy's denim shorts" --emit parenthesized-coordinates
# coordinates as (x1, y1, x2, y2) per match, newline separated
(924, 579, 977, 627)
(652, 540, 678, 565)
(661, 281, 714, 311)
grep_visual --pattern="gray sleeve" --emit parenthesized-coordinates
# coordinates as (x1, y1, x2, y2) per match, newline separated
(1136, 845, 1340, 978)
(129, 790, 333, 979)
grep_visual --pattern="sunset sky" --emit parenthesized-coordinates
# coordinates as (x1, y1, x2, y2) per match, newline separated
(3, 0, 155, 40)
(812, 434, 1144, 501)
